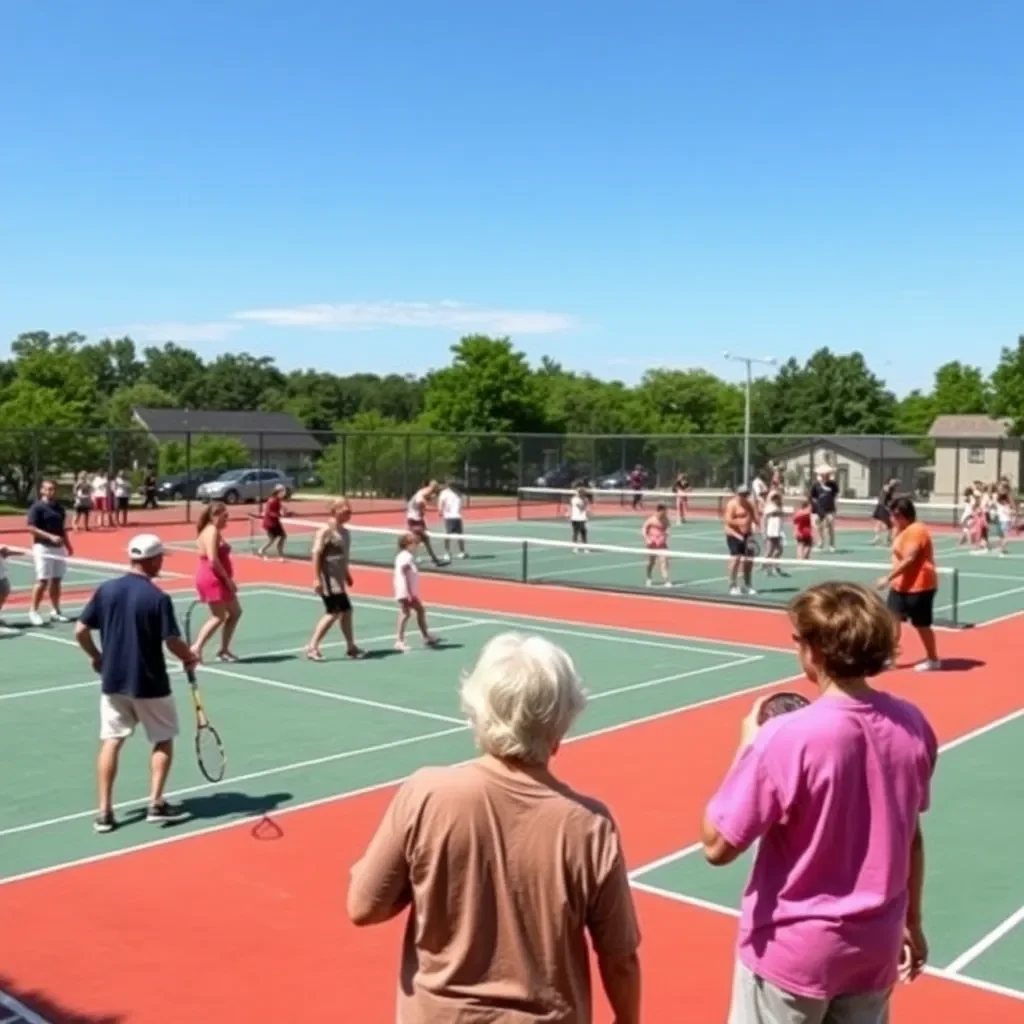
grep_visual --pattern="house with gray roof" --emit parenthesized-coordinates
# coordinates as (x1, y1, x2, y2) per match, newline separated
(770, 435, 926, 499)
(928, 415, 1020, 499)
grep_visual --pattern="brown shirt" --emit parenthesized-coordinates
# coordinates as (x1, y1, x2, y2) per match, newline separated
(348, 757, 640, 1023)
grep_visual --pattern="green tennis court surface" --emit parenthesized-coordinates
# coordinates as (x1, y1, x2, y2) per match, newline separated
(0, 584, 798, 882)
(236, 512, 1024, 627)
(630, 708, 1024, 1000)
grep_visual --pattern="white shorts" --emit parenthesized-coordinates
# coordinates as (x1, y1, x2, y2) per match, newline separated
(100, 694, 180, 744)
(33, 544, 67, 582)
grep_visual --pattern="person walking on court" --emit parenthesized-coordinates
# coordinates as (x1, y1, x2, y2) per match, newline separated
(348, 633, 641, 1024)
(702, 582, 936, 1024)
(878, 496, 942, 672)
(191, 501, 243, 662)
(304, 499, 364, 662)
(75, 534, 198, 833)
(26, 478, 74, 626)
(724, 485, 757, 596)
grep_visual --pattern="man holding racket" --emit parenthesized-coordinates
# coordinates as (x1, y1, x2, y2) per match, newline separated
(26, 478, 73, 626)
(75, 534, 198, 834)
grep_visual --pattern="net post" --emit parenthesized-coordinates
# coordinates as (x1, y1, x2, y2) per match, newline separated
(950, 568, 959, 627)
(516, 488, 523, 521)
(521, 540, 528, 582)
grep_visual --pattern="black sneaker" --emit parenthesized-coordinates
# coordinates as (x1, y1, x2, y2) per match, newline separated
(146, 801, 190, 825)
(94, 811, 116, 834)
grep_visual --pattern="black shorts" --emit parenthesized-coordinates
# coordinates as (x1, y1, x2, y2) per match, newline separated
(117, 496, 130, 511)
(887, 589, 935, 629)
(444, 518, 463, 535)
(872, 504, 891, 525)
(321, 591, 352, 615)
(726, 534, 751, 557)
(265, 522, 285, 540)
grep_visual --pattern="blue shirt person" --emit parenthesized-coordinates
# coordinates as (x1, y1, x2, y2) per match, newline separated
(75, 533, 199, 834)
(25, 478, 73, 625)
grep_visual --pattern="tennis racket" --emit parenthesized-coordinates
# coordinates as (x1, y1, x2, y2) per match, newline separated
(758, 691, 810, 724)
(744, 536, 761, 558)
(184, 601, 226, 783)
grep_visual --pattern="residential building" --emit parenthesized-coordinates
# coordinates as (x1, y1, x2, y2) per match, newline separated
(928, 415, 1021, 499)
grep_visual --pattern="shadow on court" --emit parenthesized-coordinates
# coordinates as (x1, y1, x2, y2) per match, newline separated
(0, 972, 123, 1023)
(237, 641, 467, 665)
(113, 791, 293, 830)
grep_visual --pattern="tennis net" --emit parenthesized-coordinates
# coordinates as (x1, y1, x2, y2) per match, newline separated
(255, 516, 962, 625)
(516, 486, 963, 527)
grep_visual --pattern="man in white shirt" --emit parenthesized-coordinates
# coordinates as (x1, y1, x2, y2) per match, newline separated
(438, 481, 465, 560)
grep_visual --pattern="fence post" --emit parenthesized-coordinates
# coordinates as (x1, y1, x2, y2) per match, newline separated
(185, 429, 193, 524)
(402, 434, 411, 498)
(257, 432, 265, 511)
(340, 433, 347, 495)
(517, 437, 525, 488)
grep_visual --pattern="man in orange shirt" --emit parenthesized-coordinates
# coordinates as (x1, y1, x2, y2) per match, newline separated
(878, 497, 941, 672)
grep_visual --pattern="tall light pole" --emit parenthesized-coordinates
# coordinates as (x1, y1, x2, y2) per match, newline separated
(723, 352, 777, 486)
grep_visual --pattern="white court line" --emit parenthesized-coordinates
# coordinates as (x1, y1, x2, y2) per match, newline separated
(627, 880, 1024, 1004)
(0, 725, 466, 840)
(946, 904, 1024, 974)
(0, 991, 51, 1024)
(0, 659, 805, 877)
(26, 630, 469, 727)
(260, 583, 791, 658)
(937, 582, 1024, 615)
(0, 679, 97, 702)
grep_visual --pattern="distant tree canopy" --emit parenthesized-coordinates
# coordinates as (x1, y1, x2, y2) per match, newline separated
(1, 329, 1022, 498)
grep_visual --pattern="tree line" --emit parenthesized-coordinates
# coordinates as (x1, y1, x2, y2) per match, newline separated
(1, 330, 1022, 500)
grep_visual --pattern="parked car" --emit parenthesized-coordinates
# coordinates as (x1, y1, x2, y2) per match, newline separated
(156, 469, 224, 501)
(534, 464, 592, 489)
(196, 468, 294, 504)
(596, 469, 632, 489)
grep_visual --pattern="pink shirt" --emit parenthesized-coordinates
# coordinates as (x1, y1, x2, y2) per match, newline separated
(707, 691, 937, 1000)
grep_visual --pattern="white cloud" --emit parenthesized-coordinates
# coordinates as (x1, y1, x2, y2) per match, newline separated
(232, 301, 579, 335)
(110, 322, 241, 344)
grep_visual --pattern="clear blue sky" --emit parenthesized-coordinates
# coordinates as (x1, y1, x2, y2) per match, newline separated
(1, 1, 1021, 396)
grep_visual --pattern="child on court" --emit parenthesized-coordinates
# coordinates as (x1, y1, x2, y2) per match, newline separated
(792, 497, 814, 560)
(642, 504, 672, 587)
(393, 533, 439, 652)
(762, 489, 787, 576)
(568, 485, 589, 553)
(702, 581, 936, 1022)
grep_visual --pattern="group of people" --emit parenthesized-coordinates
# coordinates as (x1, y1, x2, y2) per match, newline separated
(346, 582, 937, 1023)
(958, 478, 1019, 555)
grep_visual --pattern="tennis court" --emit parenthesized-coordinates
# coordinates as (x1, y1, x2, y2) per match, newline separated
(0, 521, 1022, 1022)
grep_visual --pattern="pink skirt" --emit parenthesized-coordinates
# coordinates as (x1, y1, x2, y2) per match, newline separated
(195, 560, 234, 605)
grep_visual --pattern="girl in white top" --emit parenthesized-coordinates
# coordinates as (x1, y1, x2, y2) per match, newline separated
(761, 490, 788, 576)
(393, 533, 439, 652)
(91, 472, 110, 527)
(114, 471, 131, 526)
(438, 483, 466, 560)
(994, 493, 1015, 556)
(568, 486, 589, 554)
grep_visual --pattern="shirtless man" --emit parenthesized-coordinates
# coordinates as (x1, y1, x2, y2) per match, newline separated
(406, 480, 445, 566)
(724, 484, 758, 596)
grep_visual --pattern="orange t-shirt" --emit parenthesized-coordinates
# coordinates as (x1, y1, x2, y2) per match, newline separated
(891, 521, 937, 593)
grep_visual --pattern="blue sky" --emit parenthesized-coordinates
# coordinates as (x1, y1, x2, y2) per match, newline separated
(1, 1, 1021, 396)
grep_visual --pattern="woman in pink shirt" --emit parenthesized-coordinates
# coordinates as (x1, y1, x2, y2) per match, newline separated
(702, 581, 937, 1024)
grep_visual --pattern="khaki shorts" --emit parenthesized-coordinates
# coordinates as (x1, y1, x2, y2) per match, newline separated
(729, 962, 891, 1024)
(33, 544, 67, 581)
(100, 694, 180, 744)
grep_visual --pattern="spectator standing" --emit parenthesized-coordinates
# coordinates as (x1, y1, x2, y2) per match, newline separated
(810, 467, 839, 551)
(27, 478, 73, 626)
(74, 534, 198, 833)
(702, 582, 935, 1023)
(348, 633, 641, 1024)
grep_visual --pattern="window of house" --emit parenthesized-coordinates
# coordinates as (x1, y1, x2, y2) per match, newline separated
(967, 447, 985, 464)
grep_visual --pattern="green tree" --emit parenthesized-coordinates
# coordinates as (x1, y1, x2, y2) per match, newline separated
(203, 353, 285, 411)
(893, 391, 937, 436)
(989, 336, 1024, 433)
(932, 361, 990, 415)
(189, 434, 252, 471)
(141, 343, 208, 407)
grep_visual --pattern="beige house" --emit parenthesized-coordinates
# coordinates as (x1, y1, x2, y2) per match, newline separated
(929, 415, 1021, 499)
(771, 436, 925, 499)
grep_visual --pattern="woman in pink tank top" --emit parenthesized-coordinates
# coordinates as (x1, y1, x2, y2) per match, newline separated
(642, 504, 671, 588)
(191, 501, 243, 662)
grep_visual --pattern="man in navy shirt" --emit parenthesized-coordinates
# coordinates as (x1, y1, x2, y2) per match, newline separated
(76, 533, 198, 834)
(26, 478, 73, 626)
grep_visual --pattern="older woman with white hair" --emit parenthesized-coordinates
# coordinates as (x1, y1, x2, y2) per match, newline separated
(347, 633, 642, 1024)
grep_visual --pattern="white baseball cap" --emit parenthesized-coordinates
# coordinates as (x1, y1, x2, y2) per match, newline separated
(128, 534, 165, 560)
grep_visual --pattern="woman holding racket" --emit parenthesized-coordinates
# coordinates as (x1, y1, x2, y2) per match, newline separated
(191, 501, 243, 663)
(702, 581, 936, 1021)
(305, 499, 364, 662)
(257, 484, 291, 560)
(642, 504, 672, 587)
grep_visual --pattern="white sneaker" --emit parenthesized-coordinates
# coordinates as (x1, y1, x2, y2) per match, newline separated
(915, 660, 941, 673)
(29, 611, 46, 627)
(729, 586, 741, 596)
(51, 612, 70, 623)
(745, 586, 758, 596)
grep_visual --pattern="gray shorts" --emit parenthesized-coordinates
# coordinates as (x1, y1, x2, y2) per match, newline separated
(729, 962, 891, 1024)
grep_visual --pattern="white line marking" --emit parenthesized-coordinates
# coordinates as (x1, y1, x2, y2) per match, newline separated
(629, 881, 1024, 1003)
(590, 657, 761, 701)
(0, 672, 808, 883)
(946, 904, 1024, 974)
(26, 631, 468, 727)
(0, 679, 96, 702)
(0, 725, 467, 840)
(0, 991, 51, 1024)
(260, 582, 792, 657)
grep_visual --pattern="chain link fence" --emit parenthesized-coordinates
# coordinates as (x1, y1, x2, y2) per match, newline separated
(1, 426, 1020, 531)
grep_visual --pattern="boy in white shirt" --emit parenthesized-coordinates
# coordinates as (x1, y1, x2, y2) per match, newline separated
(114, 471, 131, 527)
(438, 481, 466, 560)
(393, 533, 439, 652)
